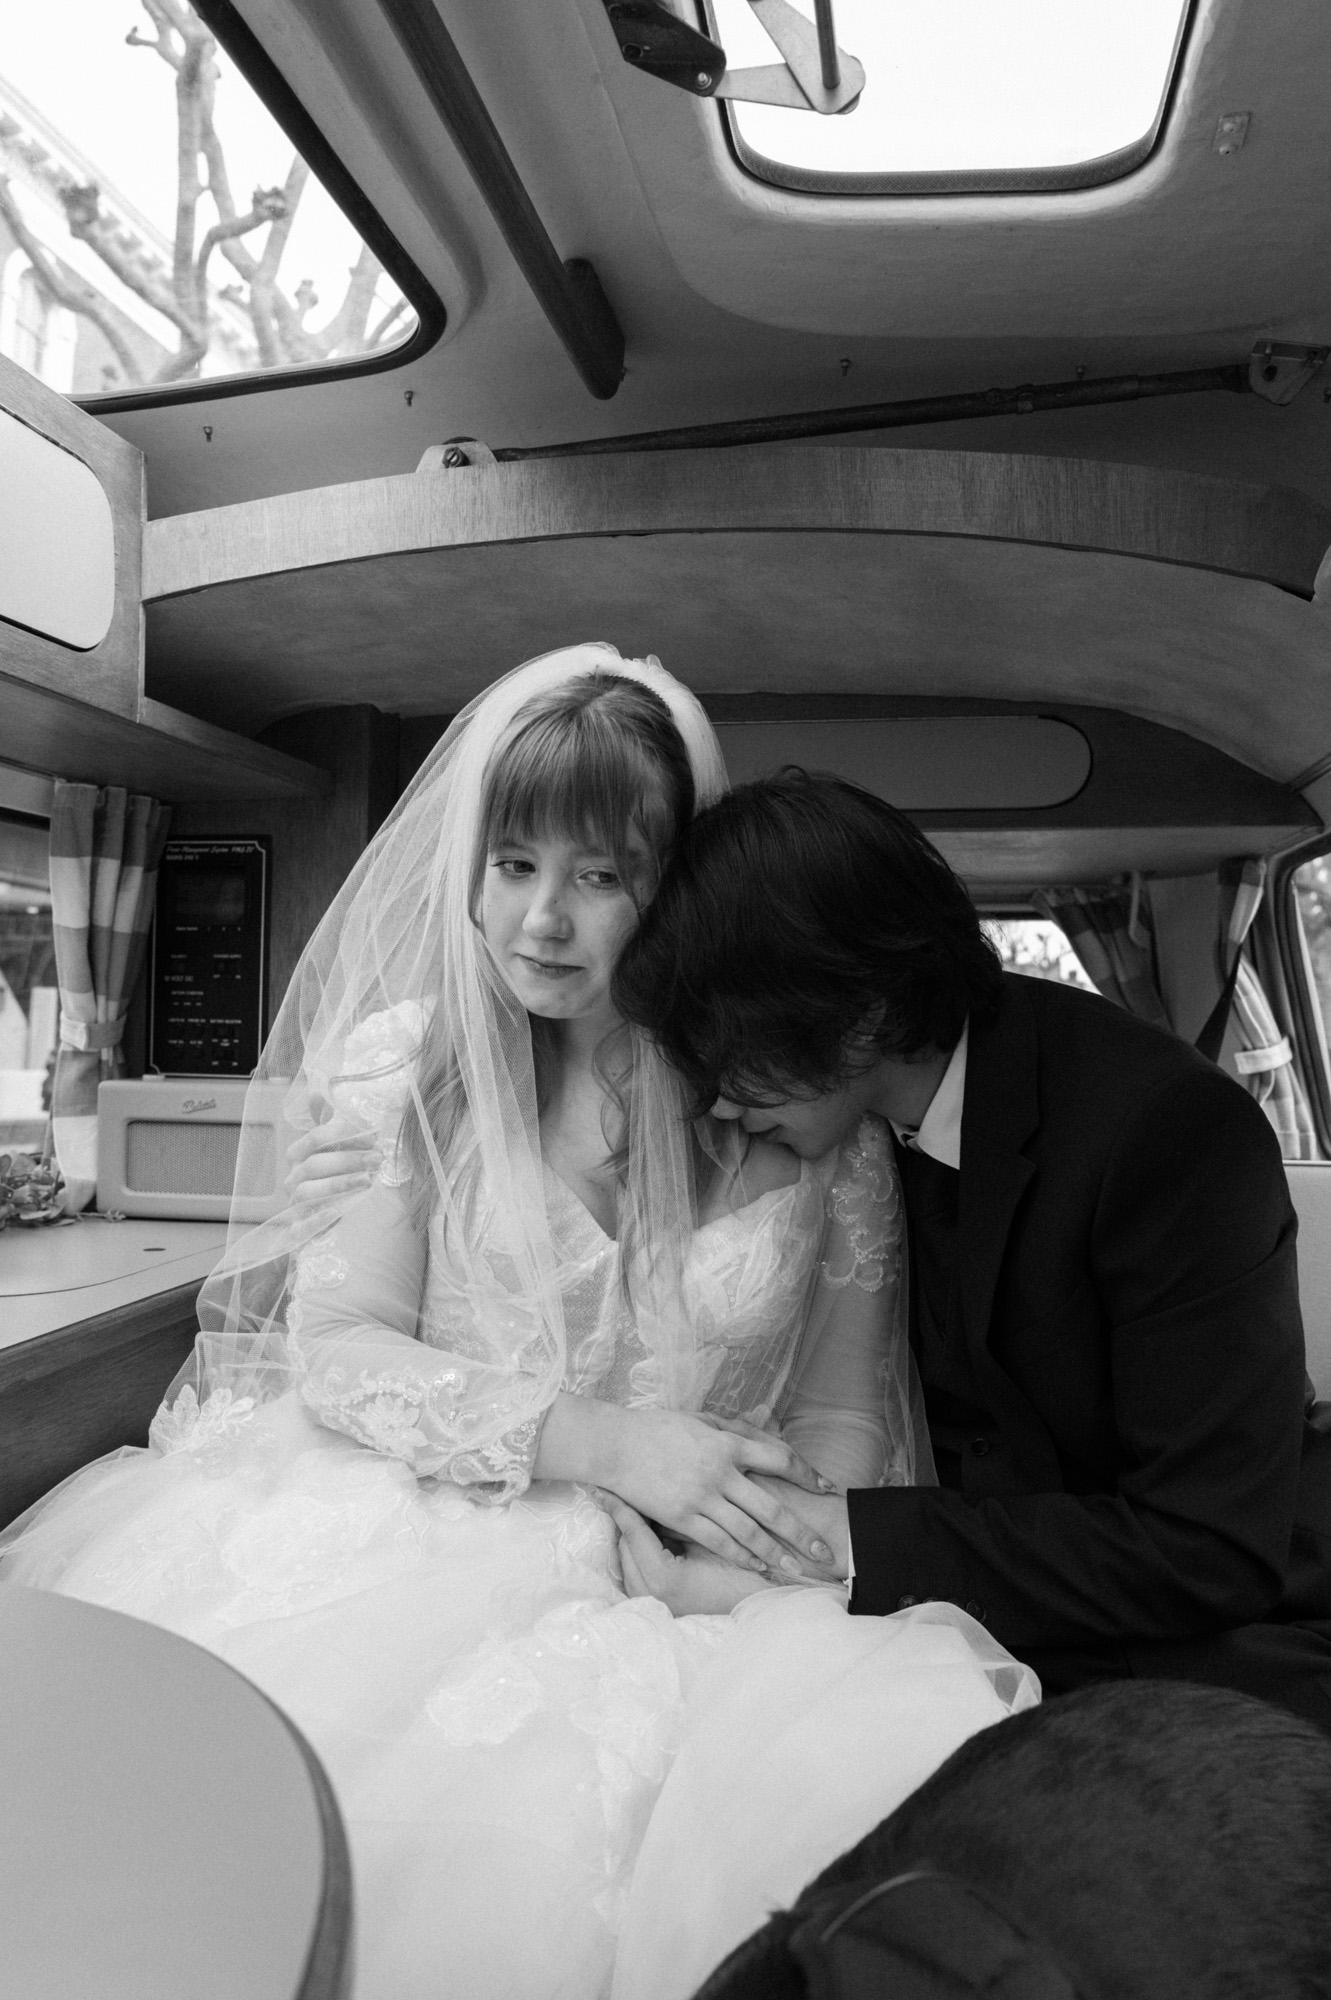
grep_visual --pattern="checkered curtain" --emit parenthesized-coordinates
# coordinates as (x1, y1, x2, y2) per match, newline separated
(49, 784, 171, 1211)
(1211, 859, 1318, 1162)
(1033, 877, 1172, 1031)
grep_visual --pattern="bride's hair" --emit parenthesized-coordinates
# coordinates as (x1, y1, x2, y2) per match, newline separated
(403, 670, 696, 1227)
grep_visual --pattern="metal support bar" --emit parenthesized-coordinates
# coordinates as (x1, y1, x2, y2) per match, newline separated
(487, 364, 1252, 461)
(813, 0, 840, 93)
(376, 0, 624, 399)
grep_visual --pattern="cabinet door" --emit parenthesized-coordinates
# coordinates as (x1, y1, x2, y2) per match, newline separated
(0, 349, 143, 723)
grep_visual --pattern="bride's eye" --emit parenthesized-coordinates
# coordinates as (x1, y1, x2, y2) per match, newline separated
(582, 867, 622, 890)
(491, 854, 534, 878)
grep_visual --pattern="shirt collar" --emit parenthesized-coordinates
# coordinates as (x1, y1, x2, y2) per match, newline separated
(890, 1019, 968, 1171)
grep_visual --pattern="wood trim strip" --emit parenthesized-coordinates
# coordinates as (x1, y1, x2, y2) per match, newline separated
(142, 448, 1331, 603)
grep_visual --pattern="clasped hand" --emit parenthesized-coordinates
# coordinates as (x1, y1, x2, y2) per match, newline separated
(598, 1472, 851, 1616)
(535, 1398, 842, 1575)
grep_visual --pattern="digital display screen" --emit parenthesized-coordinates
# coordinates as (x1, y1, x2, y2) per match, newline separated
(170, 868, 247, 927)
(150, 838, 270, 1076)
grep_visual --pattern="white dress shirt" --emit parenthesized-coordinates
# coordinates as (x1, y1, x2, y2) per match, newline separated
(889, 1019, 968, 1169)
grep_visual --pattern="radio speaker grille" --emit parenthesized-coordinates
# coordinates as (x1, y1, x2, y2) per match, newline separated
(125, 1120, 276, 1198)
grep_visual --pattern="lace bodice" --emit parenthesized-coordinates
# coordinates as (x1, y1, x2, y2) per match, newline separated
(264, 1114, 907, 1502)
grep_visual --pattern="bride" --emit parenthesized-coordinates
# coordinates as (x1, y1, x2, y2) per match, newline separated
(0, 645, 1036, 2000)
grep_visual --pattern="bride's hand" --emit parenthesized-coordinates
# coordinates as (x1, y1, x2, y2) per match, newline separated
(286, 1118, 382, 1206)
(601, 1404, 839, 1575)
(597, 1494, 773, 1616)
(534, 1397, 838, 1574)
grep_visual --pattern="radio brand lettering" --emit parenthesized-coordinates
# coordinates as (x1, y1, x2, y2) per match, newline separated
(182, 1098, 217, 1115)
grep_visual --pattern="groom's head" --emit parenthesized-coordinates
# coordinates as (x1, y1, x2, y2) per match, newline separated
(613, 769, 1003, 1153)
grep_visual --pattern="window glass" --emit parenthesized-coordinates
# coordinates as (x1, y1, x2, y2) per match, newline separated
(0, 0, 416, 398)
(1291, 854, 1331, 1056)
(709, 0, 1191, 193)
(985, 917, 1096, 993)
(0, 815, 55, 1153)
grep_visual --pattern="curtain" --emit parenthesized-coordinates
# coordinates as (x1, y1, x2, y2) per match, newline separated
(49, 784, 171, 1211)
(1210, 859, 1318, 1163)
(1033, 877, 1172, 1031)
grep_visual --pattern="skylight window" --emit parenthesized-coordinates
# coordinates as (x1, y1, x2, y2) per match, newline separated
(0, 0, 435, 403)
(707, 0, 1194, 194)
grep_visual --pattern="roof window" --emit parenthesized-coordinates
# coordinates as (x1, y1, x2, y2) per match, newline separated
(0, 0, 437, 405)
(708, 0, 1193, 195)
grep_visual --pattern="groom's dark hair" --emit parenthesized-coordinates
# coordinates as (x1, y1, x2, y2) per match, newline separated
(613, 769, 1003, 1111)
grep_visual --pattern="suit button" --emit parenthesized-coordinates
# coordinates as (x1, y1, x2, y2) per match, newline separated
(965, 1600, 987, 1623)
(969, 1437, 991, 1457)
(897, 1594, 921, 1610)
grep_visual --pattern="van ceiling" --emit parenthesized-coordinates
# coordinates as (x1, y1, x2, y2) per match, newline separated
(99, 0, 1331, 523)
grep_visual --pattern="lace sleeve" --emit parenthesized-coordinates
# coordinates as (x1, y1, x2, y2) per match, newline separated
(781, 1116, 927, 1491)
(286, 1179, 544, 1501)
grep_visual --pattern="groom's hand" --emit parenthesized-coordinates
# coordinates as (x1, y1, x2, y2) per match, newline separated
(745, 1476, 851, 1581)
(286, 1118, 382, 1206)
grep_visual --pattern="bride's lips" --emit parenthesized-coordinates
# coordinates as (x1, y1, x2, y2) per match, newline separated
(517, 954, 582, 979)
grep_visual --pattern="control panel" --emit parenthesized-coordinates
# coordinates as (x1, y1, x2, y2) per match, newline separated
(149, 838, 271, 1075)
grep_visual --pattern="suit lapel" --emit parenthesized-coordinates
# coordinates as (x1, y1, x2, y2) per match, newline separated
(956, 976, 1062, 1488)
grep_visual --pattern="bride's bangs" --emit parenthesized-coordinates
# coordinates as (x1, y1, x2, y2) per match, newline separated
(477, 674, 693, 907)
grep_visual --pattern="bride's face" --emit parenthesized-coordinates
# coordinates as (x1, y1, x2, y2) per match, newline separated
(481, 829, 647, 1025)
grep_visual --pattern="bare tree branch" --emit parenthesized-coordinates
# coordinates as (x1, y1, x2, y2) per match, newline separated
(366, 295, 411, 351)
(26, 0, 415, 385)
(313, 241, 383, 356)
(0, 178, 143, 384)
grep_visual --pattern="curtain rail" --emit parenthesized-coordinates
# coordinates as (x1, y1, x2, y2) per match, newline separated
(491, 364, 1249, 461)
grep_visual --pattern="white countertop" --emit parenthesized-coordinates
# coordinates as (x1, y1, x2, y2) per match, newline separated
(0, 1217, 229, 1349)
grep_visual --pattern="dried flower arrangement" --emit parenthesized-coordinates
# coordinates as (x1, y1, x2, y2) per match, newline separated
(0, 1153, 65, 1229)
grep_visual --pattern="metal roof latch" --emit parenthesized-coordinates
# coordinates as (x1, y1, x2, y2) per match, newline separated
(603, 0, 864, 115)
(1248, 341, 1330, 406)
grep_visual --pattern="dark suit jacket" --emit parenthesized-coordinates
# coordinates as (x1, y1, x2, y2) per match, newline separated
(847, 972, 1331, 1657)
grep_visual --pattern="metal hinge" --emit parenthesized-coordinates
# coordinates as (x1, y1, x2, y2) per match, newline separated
(1248, 341, 1329, 406)
(602, 0, 864, 116)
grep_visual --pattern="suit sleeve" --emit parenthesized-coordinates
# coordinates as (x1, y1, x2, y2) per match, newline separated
(846, 1065, 1308, 1649)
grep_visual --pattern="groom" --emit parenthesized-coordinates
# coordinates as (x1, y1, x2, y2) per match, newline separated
(612, 769, 1331, 1727)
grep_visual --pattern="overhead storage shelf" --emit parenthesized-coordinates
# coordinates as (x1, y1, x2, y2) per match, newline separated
(141, 444, 1331, 799)
(0, 352, 329, 804)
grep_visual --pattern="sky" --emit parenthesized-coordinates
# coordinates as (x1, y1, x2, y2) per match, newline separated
(0, 0, 1188, 362)
(710, 0, 1190, 175)
(0, 0, 399, 346)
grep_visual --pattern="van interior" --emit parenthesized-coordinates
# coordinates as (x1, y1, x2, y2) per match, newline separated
(3, 0, 1331, 1908)
(5, 0, 1331, 1501)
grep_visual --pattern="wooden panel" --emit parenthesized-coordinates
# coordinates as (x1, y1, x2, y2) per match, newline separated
(146, 522, 1331, 784)
(936, 826, 1312, 887)
(0, 673, 329, 802)
(716, 715, 1092, 809)
(143, 448, 1331, 600)
(401, 697, 1316, 841)
(0, 351, 143, 720)
(705, 698, 1318, 831)
(0, 1283, 200, 1529)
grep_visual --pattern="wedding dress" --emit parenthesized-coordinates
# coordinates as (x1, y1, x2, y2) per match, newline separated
(0, 648, 1036, 1998)
(0, 1107, 1031, 2000)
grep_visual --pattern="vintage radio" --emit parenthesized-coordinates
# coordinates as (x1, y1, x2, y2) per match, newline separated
(96, 1076, 289, 1222)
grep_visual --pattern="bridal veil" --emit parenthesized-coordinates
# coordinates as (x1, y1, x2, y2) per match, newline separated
(148, 642, 921, 1485)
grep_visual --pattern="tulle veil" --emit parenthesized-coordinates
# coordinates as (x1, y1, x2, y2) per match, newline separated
(156, 642, 925, 1483)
